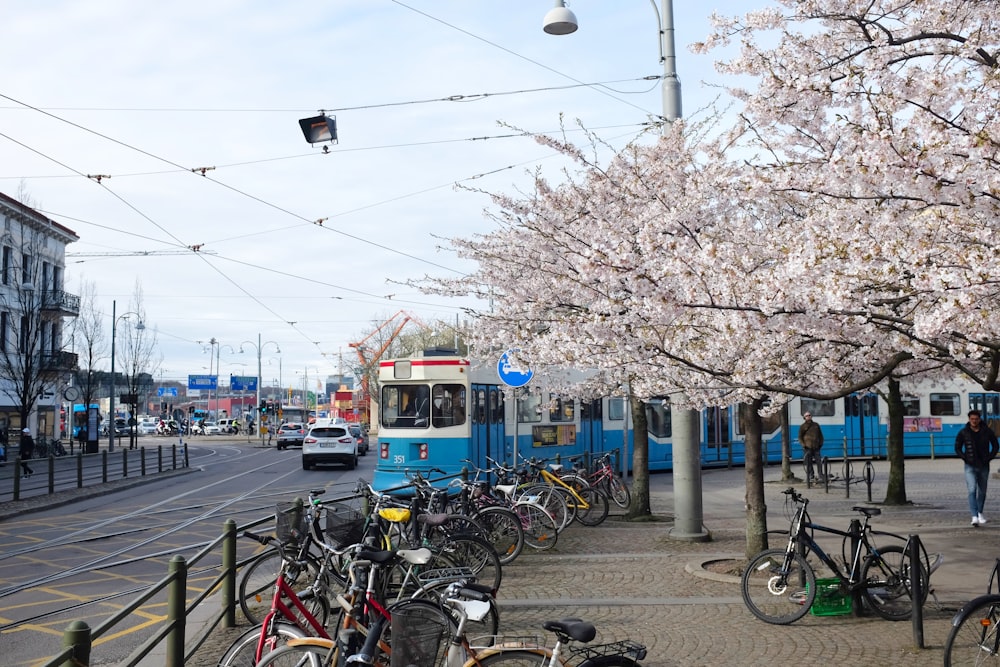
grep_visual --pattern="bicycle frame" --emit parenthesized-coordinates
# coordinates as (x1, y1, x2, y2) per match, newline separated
(254, 560, 331, 661)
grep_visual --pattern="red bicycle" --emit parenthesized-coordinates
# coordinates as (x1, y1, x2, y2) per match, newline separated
(574, 452, 631, 509)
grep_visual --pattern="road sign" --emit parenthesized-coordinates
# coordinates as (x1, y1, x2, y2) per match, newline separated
(188, 374, 217, 390)
(229, 376, 258, 392)
(157, 387, 178, 397)
(497, 349, 534, 387)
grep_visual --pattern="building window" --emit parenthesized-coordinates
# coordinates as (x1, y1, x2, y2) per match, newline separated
(19, 314, 29, 353)
(21, 252, 31, 286)
(0, 311, 7, 352)
(1, 246, 9, 285)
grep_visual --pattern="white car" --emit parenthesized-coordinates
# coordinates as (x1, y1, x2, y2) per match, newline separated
(201, 421, 222, 436)
(137, 419, 158, 435)
(301, 423, 357, 471)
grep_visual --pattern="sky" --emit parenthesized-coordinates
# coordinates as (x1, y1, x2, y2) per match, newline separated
(1, 0, 748, 392)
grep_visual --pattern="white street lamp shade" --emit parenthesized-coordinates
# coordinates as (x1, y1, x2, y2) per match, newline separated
(543, 1, 578, 35)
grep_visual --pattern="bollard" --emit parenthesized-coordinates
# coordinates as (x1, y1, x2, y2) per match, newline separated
(101, 450, 108, 483)
(77, 452, 83, 488)
(47, 455, 55, 494)
(140, 447, 146, 476)
(910, 534, 925, 648)
(12, 457, 21, 500)
(158, 444, 163, 473)
(863, 461, 875, 502)
(61, 619, 91, 667)
(166, 554, 188, 666)
(222, 519, 237, 628)
(844, 460, 853, 499)
(122, 447, 128, 478)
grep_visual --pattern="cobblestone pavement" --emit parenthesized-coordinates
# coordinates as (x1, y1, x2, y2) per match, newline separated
(186, 458, 994, 667)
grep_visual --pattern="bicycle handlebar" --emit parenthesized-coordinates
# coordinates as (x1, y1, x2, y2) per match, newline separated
(241, 530, 273, 546)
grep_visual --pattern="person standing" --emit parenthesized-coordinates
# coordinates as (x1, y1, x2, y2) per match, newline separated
(955, 409, 1000, 526)
(798, 412, 824, 483)
(19, 427, 35, 478)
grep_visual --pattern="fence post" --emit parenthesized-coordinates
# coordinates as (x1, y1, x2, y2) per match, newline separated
(77, 452, 83, 488)
(101, 451, 108, 483)
(60, 619, 91, 667)
(140, 447, 147, 477)
(172, 443, 177, 469)
(12, 457, 20, 499)
(158, 444, 163, 473)
(910, 534, 925, 648)
(223, 519, 237, 628)
(122, 448, 129, 478)
(166, 554, 188, 666)
(183, 441, 189, 468)
(929, 433, 935, 460)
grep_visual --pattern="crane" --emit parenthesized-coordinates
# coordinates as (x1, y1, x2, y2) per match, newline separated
(349, 310, 427, 426)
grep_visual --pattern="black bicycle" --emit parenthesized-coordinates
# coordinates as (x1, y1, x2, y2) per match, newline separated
(944, 558, 1000, 665)
(741, 487, 932, 624)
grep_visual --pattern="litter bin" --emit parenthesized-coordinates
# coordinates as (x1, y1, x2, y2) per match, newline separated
(389, 604, 449, 667)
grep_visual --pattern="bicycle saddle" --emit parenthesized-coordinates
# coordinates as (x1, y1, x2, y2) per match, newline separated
(543, 619, 596, 643)
(852, 506, 881, 517)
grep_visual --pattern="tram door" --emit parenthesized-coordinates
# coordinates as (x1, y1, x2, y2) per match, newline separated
(969, 394, 1000, 438)
(844, 393, 880, 456)
(704, 406, 730, 465)
(471, 384, 504, 468)
(578, 399, 604, 458)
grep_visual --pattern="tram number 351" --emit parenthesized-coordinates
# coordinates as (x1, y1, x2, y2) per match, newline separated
(394, 455, 405, 464)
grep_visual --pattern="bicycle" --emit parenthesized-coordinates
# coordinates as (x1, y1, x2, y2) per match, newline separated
(571, 452, 631, 509)
(741, 487, 932, 624)
(518, 454, 609, 527)
(943, 558, 1000, 665)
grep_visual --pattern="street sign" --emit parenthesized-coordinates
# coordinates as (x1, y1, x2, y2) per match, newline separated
(497, 349, 534, 387)
(188, 374, 217, 390)
(229, 375, 258, 392)
(157, 387, 178, 397)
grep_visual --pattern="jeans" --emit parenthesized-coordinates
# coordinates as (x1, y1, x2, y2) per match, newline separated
(965, 463, 990, 516)
(804, 448, 821, 480)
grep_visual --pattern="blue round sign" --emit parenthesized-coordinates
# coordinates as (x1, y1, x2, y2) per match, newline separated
(497, 349, 533, 387)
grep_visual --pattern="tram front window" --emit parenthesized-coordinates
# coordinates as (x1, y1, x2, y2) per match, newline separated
(382, 385, 430, 428)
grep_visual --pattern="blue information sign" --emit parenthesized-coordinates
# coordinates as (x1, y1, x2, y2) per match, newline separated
(157, 387, 178, 397)
(229, 376, 258, 392)
(497, 349, 533, 388)
(188, 374, 217, 390)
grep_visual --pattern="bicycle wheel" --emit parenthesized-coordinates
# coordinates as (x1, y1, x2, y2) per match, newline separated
(741, 548, 816, 624)
(434, 534, 503, 592)
(255, 641, 333, 667)
(238, 549, 323, 624)
(413, 577, 501, 638)
(607, 475, 631, 509)
(514, 500, 559, 551)
(217, 621, 308, 667)
(573, 486, 610, 527)
(474, 505, 525, 565)
(471, 648, 552, 666)
(519, 484, 572, 530)
(944, 595, 1000, 666)
(861, 545, 928, 621)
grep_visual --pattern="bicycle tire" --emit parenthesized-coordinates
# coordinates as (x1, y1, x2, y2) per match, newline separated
(474, 505, 525, 565)
(238, 548, 323, 625)
(943, 594, 1000, 667)
(412, 577, 501, 637)
(607, 475, 631, 509)
(519, 484, 572, 530)
(578, 655, 643, 667)
(470, 648, 552, 666)
(434, 534, 503, 592)
(515, 500, 559, 551)
(254, 642, 333, 667)
(741, 548, 816, 625)
(574, 486, 610, 527)
(217, 621, 308, 667)
(861, 544, 928, 621)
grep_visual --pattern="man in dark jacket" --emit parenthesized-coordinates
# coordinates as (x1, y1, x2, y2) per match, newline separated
(19, 427, 35, 478)
(955, 409, 1000, 526)
(798, 412, 824, 483)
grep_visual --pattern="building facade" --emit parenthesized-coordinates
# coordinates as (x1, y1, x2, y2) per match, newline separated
(0, 192, 79, 443)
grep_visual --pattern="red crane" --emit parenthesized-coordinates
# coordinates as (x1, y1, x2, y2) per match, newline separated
(348, 311, 426, 424)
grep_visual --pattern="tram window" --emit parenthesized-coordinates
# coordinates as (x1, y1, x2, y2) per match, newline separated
(381, 384, 430, 428)
(645, 399, 671, 438)
(800, 399, 835, 418)
(518, 387, 542, 423)
(489, 388, 504, 424)
(735, 400, 781, 435)
(431, 383, 466, 428)
(549, 394, 574, 422)
(475, 389, 487, 424)
(581, 398, 602, 422)
(930, 393, 960, 416)
(607, 397, 625, 421)
(901, 395, 921, 416)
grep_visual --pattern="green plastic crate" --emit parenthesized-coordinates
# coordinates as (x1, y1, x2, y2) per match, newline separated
(809, 578, 852, 616)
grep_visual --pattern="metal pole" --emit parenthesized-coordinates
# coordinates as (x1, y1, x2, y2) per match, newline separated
(109, 300, 116, 453)
(257, 333, 262, 444)
(656, 0, 681, 122)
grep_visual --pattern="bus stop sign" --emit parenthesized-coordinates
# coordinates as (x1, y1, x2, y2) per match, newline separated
(497, 349, 533, 388)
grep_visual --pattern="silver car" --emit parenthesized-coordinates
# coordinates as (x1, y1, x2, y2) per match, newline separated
(301, 424, 357, 470)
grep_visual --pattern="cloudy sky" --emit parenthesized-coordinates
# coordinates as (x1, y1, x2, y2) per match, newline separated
(1, 0, 745, 391)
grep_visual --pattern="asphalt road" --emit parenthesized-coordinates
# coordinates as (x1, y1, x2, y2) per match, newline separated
(0, 436, 375, 666)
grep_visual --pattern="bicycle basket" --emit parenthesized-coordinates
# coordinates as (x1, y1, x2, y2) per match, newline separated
(275, 502, 307, 544)
(325, 501, 366, 548)
(389, 604, 449, 667)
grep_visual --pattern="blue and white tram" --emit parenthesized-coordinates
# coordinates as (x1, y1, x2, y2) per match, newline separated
(372, 350, 505, 490)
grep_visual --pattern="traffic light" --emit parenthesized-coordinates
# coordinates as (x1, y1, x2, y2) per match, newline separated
(259, 400, 266, 415)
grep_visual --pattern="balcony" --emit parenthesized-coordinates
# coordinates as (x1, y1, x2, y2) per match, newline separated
(41, 289, 81, 317)
(40, 350, 79, 373)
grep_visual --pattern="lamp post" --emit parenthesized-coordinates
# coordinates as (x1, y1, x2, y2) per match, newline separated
(241, 334, 280, 442)
(545, 1, 705, 541)
(109, 300, 145, 452)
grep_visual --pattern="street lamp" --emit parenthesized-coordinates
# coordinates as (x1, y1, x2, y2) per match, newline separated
(240, 334, 280, 442)
(109, 300, 145, 452)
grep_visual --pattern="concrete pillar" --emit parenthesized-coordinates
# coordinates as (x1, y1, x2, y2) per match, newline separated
(669, 397, 709, 541)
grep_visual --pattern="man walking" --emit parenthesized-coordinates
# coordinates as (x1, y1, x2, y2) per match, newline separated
(798, 412, 824, 483)
(19, 427, 35, 478)
(955, 409, 999, 526)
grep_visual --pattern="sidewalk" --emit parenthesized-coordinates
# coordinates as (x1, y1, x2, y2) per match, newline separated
(184, 457, 993, 666)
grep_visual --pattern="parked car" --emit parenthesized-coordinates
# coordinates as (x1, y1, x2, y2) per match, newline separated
(276, 422, 307, 450)
(201, 421, 222, 436)
(137, 419, 158, 435)
(348, 423, 369, 455)
(302, 423, 357, 470)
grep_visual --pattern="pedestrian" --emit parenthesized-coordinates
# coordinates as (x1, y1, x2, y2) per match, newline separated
(19, 427, 35, 478)
(798, 411, 824, 483)
(955, 409, 1000, 526)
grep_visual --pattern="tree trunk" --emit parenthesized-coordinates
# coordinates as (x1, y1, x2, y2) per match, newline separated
(625, 396, 652, 519)
(780, 403, 795, 481)
(884, 377, 908, 505)
(743, 399, 768, 558)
